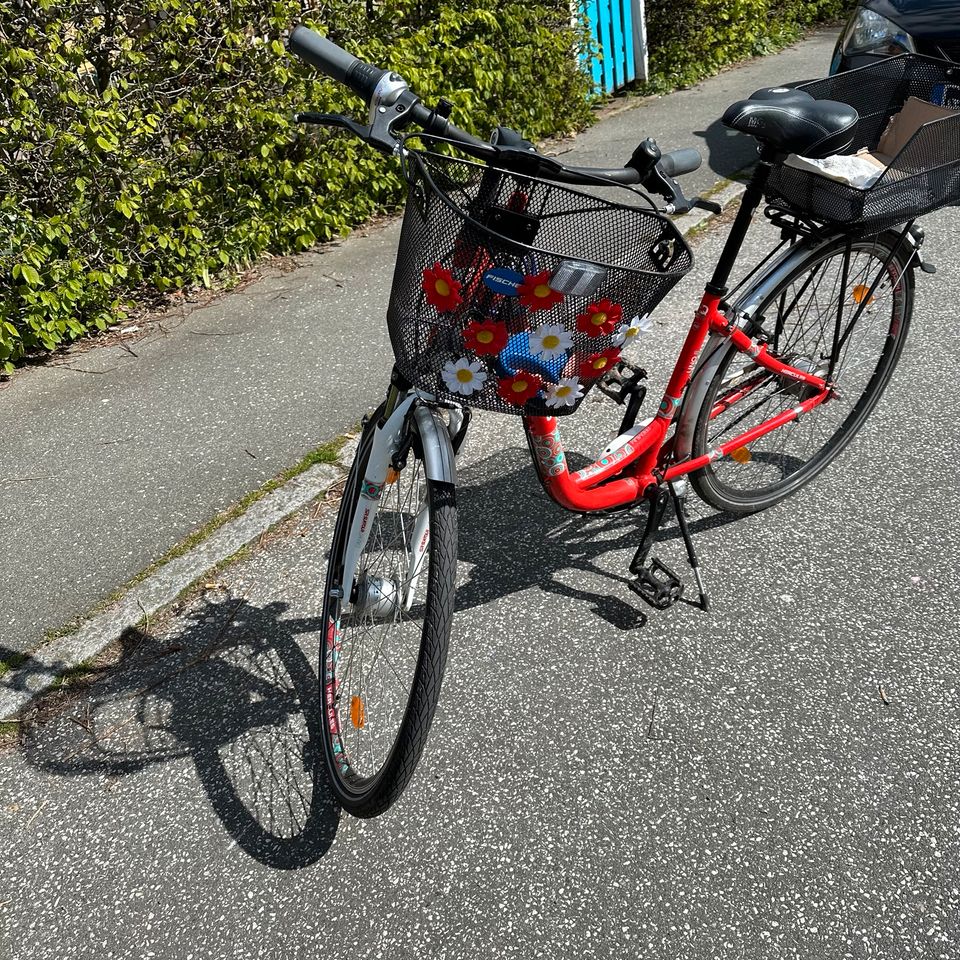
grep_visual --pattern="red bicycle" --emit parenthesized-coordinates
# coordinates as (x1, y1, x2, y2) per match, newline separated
(288, 28, 948, 816)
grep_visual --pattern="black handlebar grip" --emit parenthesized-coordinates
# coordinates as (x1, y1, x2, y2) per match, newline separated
(659, 148, 703, 178)
(288, 25, 387, 104)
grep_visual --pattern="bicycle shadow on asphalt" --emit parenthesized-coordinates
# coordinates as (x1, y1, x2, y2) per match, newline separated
(455, 446, 742, 629)
(14, 597, 340, 869)
(693, 118, 755, 181)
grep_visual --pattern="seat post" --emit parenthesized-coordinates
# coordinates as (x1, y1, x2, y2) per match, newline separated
(705, 149, 779, 297)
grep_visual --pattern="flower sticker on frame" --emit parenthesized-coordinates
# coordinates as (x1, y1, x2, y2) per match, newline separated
(576, 298, 622, 337)
(579, 347, 621, 379)
(497, 371, 543, 406)
(463, 319, 508, 356)
(529, 324, 573, 361)
(441, 357, 487, 396)
(422, 262, 463, 312)
(517, 271, 564, 311)
(544, 378, 584, 409)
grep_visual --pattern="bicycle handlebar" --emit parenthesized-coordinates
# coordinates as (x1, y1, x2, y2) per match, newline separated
(288, 25, 387, 103)
(287, 24, 704, 201)
(660, 148, 702, 179)
(406, 100, 647, 184)
(406, 101, 494, 154)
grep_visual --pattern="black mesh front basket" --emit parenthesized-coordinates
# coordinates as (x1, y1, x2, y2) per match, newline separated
(386, 151, 693, 416)
(766, 54, 960, 231)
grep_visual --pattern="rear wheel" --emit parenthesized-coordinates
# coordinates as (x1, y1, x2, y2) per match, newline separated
(690, 233, 913, 514)
(320, 409, 457, 818)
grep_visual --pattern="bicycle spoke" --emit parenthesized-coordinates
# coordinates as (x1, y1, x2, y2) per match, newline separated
(697, 237, 908, 505)
(325, 449, 435, 783)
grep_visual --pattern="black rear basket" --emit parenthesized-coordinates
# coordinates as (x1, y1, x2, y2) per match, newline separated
(766, 54, 960, 231)
(386, 151, 693, 416)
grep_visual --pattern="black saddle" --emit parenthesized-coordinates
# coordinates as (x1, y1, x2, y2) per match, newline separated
(722, 86, 858, 159)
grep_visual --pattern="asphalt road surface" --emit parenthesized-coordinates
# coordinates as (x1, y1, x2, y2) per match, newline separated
(2, 200, 959, 958)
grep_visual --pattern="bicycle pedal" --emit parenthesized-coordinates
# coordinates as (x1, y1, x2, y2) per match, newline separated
(596, 360, 647, 405)
(629, 557, 684, 610)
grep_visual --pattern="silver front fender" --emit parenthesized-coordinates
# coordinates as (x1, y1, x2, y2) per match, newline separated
(413, 404, 457, 485)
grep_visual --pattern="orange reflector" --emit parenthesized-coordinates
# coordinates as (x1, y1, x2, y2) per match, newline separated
(350, 696, 366, 729)
(385, 467, 400, 484)
(730, 446, 752, 464)
(852, 284, 874, 305)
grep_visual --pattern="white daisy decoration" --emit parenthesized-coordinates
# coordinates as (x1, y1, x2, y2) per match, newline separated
(544, 377, 584, 409)
(529, 323, 573, 360)
(441, 356, 487, 396)
(611, 313, 652, 346)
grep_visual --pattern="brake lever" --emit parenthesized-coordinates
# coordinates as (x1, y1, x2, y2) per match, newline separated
(661, 195, 724, 216)
(693, 197, 723, 214)
(295, 111, 372, 140)
(642, 163, 688, 214)
(296, 89, 423, 154)
(647, 170, 725, 217)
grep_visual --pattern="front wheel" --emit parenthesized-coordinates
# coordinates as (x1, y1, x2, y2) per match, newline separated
(320, 408, 458, 818)
(690, 232, 913, 514)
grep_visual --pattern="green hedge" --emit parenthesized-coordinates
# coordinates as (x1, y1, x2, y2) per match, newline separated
(644, 0, 851, 91)
(0, 0, 592, 369)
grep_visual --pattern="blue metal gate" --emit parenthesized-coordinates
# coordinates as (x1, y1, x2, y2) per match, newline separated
(583, 0, 648, 93)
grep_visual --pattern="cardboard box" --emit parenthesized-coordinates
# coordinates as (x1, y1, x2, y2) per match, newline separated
(877, 96, 959, 156)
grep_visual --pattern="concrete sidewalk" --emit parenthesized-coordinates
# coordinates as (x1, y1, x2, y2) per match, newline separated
(0, 30, 836, 657)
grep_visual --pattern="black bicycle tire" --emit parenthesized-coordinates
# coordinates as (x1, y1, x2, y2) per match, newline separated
(319, 414, 458, 818)
(689, 233, 914, 514)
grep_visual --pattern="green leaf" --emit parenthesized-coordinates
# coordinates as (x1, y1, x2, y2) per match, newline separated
(14, 264, 41, 286)
(0, 0, 612, 368)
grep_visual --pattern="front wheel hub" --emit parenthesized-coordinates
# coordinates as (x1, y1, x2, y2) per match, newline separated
(353, 573, 401, 621)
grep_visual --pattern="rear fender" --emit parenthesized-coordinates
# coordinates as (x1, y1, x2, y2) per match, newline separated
(674, 235, 826, 462)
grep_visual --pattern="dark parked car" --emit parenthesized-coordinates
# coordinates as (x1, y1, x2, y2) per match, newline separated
(831, 1, 960, 72)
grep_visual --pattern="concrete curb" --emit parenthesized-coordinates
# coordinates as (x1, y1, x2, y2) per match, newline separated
(0, 460, 343, 720)
(0, 180, 745, 723)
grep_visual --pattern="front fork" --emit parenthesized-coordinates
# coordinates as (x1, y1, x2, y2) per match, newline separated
(340, 392, 417, 606)
(340, 391, 463, 609)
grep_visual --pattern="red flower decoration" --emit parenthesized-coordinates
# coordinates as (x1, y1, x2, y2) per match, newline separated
(576, 298, 622, 337)
(422, 262, 463, 312)
(462, 319, 509, 356)
(516, 271, 563, 311)
(580, 347, 622, 379)
(497, 371, 543, 406)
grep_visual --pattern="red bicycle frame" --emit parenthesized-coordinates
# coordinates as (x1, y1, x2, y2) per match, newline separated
(523, 155, 835, 514)
(525, 289, 833, 512)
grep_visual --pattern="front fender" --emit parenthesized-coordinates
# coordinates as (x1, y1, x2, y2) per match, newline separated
(413, 404, 457, 485)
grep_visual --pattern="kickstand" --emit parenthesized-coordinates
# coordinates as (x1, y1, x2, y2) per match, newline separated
(667, 482, 710, 612)
(629, 487, 684, 610)
(628, 483, 711, 612)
